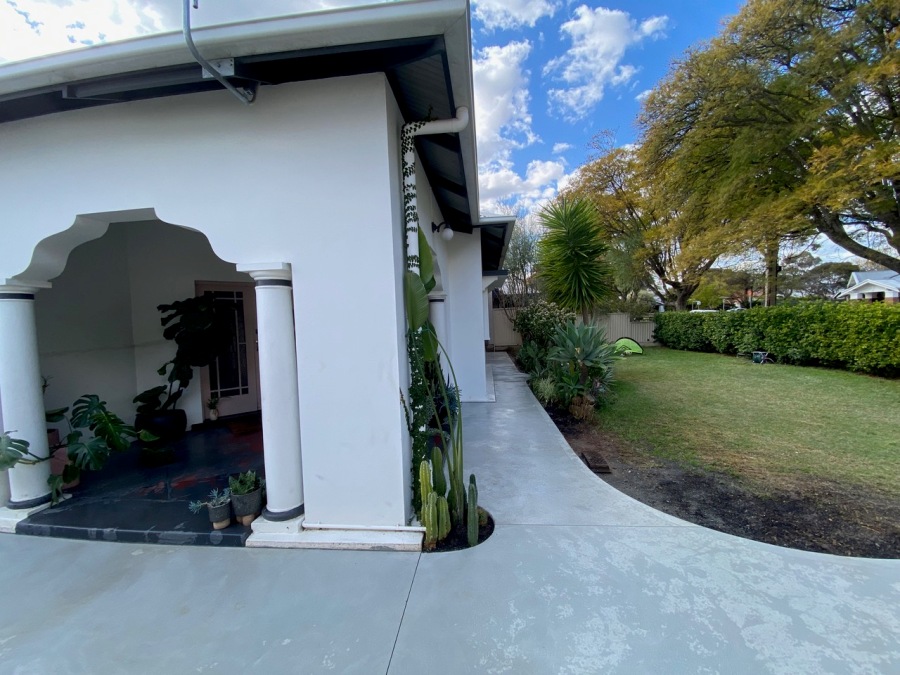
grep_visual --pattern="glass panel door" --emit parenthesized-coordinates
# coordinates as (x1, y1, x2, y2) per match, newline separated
(196, 282, 260, 417)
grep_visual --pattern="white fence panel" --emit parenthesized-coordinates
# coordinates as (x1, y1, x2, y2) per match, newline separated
(490, 309, 522, 348)
(489, 310, 657, 348)
(595, 313, 657, 345)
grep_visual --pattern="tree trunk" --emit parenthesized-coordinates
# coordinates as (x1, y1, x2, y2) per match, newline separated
(763, 239, 779, 307)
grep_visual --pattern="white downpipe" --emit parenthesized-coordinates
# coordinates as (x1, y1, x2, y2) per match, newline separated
(402, 107, 470, 273)
(413, 106, 470, 137)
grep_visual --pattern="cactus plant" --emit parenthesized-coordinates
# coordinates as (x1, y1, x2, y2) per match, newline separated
(467, 474, 479, 547)
(437, 494, 451, 541)
(422, 491, 438, 549)
(431, 447, 446, 497)
(419, 459, 433, 506)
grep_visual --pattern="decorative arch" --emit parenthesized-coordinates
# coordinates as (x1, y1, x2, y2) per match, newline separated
(13, 208, 238, 285)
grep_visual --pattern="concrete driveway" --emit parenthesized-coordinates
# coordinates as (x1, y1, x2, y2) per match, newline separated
(1, 353, 897, 674)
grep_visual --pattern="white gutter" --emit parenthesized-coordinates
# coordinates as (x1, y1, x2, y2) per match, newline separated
(403, 106, 470, 272)
(0, 0, 468, 97)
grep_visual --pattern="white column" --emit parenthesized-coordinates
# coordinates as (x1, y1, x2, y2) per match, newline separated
(0, 283, 51, 509)
(428, 292, 448, 358)
(483, 290, 491, 341)
(237, 264, 304, 521)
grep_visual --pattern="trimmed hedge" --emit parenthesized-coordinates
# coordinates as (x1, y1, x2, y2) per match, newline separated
(654, 302, 900, 376)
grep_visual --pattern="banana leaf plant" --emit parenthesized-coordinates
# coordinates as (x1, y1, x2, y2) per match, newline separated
(403, 229, 475, 541)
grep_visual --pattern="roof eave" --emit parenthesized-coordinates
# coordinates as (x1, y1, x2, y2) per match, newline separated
(0, 0, 468, 98)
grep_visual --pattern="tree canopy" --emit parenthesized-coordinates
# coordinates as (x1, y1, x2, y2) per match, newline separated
(565, 135, 720, 310)
(640, 0, 900, 272)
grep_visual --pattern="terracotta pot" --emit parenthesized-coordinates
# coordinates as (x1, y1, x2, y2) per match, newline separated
(48, 429, 79, 489)
(49, 447, 80, 489)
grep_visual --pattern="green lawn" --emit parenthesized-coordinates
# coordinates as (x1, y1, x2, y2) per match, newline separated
(597, 347, 900, 497)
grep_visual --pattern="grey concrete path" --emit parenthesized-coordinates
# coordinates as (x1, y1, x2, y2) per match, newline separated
(1, 352, 898, 674)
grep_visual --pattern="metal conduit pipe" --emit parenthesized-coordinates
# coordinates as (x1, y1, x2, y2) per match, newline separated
(183, 0, 255, 105)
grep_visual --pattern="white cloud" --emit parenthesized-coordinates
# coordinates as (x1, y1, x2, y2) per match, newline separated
(480, 159, 574, 214)
(635, 89, 652, 102)
(1, 0, 166, 63)
(473, 40, 539, 169)
(472, 0, 559, 31)
(552, 142, 573, 154)
(544, 5, 668, 120)
(0, 1, 389, 63)
(473, 40, 571, 214)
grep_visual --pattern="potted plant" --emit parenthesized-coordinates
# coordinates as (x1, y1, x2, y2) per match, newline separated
(206, 396, 220, 422)
(1, 394, 153, 504)
(228, 470, 264, 525)
(134, 294, 233, 441)
(189, 488, 232, 530)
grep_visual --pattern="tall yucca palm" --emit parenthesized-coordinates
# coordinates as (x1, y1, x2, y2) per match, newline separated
(537, 198, 613, 323)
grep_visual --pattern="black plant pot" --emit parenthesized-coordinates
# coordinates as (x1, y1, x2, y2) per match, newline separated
(232, 488, 263, 525)
(135, 410, 188, 443)
(207, 501, 232, 530)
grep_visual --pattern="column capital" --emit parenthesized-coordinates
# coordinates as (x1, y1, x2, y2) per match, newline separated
(0, 280, 52, 298)
(236, 262, 292, 283)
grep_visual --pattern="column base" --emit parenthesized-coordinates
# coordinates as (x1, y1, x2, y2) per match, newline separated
(0, 502, 51, 534)
(246, 516, 423, 551)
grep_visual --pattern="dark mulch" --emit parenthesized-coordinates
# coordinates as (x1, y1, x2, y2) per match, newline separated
(546, 407, 900, 559)
(429, 510, 495, 553)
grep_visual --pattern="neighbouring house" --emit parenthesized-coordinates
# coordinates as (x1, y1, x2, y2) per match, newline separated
(838, 270, 900, 304)
(0, 0, 512, 549)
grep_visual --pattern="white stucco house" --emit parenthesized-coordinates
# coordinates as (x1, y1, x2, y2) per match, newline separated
(838, 270, 900, 304)
(0, 0, 512, 549)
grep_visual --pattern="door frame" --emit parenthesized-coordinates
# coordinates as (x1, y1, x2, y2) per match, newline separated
(195, 281, 261, 419)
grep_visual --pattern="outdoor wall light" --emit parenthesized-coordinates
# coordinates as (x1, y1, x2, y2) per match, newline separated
(431, 221, 455, 241)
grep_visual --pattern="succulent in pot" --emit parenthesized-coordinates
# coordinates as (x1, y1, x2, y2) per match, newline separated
(206, 396, 220, 422)
(228, 470, 264, 526)
(189, 488, 232, 530)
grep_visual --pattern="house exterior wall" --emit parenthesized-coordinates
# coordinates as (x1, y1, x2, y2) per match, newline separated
(445, 229, 488, 401)
(34, 226, 137, 418)
(0, 73, 416, 529)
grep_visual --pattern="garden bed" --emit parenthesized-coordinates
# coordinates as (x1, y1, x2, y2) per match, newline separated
(547, 407, 900, 559)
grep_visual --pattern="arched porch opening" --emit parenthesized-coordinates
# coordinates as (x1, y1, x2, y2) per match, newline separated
(0, 210, 304, 542)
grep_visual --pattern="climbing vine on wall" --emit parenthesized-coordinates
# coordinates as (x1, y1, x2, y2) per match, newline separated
(399, 119, 480, 549)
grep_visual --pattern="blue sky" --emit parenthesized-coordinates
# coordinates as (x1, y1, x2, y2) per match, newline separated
(469, 0, 744, 214)
(1, 0, 745, 216)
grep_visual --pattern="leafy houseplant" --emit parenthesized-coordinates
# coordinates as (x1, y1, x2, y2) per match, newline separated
(189, 488, 232, 530)
(134, 294, 232, 441)
(228, 470, 264, 525)
(1, 395, 151, 504)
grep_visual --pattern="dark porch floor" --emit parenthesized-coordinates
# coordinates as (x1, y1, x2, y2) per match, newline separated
(16, 414, 264, 547)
